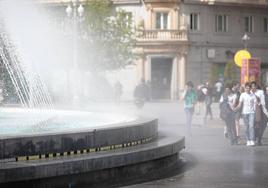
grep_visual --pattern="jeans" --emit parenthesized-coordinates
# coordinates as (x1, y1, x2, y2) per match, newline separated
(255, 110, 267, 144)
(185, 107, 194, 135)
(205, 104, 213, 119)
(225, 112, 237, 145)
(242, 113, 255, 141)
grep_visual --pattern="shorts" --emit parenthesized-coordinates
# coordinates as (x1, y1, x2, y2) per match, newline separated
(235, 111, 241, 121)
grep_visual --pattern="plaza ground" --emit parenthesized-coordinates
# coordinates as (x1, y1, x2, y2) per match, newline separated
(85, 101, 268, 188)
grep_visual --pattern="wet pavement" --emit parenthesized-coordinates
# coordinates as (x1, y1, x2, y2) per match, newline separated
(106, 101, 268, 188)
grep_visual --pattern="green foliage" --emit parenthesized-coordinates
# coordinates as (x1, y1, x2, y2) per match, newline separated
(82, 0, 136, 71)
(224, 60, 240, 86)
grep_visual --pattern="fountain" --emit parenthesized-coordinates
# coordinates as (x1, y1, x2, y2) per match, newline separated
(0, 1, 185, 187)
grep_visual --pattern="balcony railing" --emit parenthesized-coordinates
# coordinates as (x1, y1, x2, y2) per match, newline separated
(136, 29, 188, 41)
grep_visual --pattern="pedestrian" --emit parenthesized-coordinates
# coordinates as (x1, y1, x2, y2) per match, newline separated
(251, 81, 267, 145)
(261, 85, 268, 144)
(204, 82, 213, 124)
(219, 84, 237, 145)
(232, 81, 243, 139)
(114, 81, 123, 103)
(182, 81, 197, 136)
(215, 80, 223, 102)
(196, 83, 205, 115)
(234, 82, 257, 146)
(133, 78, 149, 109)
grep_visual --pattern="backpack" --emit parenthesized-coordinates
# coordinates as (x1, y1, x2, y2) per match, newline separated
(197, 88, 205, 102)
(219, 95, 232, 121)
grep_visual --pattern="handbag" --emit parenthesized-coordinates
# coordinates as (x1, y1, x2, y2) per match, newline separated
(255, 103, 261, 124)
(219, 95, 232, 121)
(254, 94, 261, 124)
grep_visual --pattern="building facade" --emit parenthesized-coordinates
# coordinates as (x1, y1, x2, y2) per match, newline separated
(183, 0, 268, 88)
(7, 0, 268, 101)
(113, 0, 188, 100)
(111, 0, 268, 99)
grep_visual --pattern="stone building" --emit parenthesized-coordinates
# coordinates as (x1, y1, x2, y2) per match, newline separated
(2, 0, 268, 101)
(112, 0, 188, 100)
(112, 0, 268, 99)
(182, 0, 268, 88)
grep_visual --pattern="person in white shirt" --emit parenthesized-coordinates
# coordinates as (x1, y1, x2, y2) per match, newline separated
(251, 81, 268, 145)
(215, 80, 223, 102)
(204, 82, 213, 124)
(234, 82, 257, 146)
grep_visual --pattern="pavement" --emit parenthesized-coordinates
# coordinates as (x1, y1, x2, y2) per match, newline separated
(84, 101, 268, 188)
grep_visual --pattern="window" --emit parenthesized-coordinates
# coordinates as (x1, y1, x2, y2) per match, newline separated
(264, 17, 268, 33)
(123, 12, 133, 27)
(244, 16, 253, 32)
(215, 14, 228, 32)
(116, 11, 133, 27)
(190, 13, 199, 31)
(156, 12, 168, 29)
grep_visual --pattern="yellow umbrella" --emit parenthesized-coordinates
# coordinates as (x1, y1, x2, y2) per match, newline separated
(234, 50, 251, 67)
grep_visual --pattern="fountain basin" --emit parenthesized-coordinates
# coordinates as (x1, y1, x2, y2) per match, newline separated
(0, 108, 185, 187)
(0, 108, 157, 159)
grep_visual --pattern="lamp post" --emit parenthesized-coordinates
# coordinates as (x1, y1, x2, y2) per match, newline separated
(66, 0, 84, 106)
(242, 33, 250, 49)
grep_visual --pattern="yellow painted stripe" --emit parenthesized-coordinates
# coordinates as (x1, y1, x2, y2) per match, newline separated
(17, 156, 27, 161)
(28, 155, 39, 160)
(89, 148, 95, 152)
(13, 137, 154, 162)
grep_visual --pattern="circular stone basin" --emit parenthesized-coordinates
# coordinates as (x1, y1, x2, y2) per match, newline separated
(0, 108, 138, 138)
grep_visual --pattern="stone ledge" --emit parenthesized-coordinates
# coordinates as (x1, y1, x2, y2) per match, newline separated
(0, 133, 184, 184)
(0, 118, 158, 159)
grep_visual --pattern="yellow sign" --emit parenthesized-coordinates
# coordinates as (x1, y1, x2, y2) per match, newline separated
(234, 50, 251, 67)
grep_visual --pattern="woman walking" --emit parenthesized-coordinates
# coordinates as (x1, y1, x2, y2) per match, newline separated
(204, 82, 213, 125)
(219, 84, 237, 145)
(182, 81, 197, 136)
(251, 81, 268, 145)
(232, 82, 243, 138)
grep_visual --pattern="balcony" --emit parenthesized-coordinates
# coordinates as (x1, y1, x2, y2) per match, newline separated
(185, 0, 268, 7)
(136, 29, 188, 42)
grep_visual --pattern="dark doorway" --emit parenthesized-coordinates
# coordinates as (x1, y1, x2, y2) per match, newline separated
(151, 57, 173, 99)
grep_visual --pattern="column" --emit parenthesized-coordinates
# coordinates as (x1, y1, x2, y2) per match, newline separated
(136, 56, 145, 82)
(171, 57, 178, 99)
(142, 56, 145, 79)
(145, 5, 153, 29)
(145, 56, 151, 82)
(173, 7, 179, 29)
(179, 53, 186, 98)
(180, 14, 187, 30)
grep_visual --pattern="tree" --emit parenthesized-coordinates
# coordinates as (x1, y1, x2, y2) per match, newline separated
(80, 0, 136, 72)
(224, 60, 240, 86)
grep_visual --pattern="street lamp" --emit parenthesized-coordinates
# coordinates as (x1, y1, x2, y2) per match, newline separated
(242, 33, 250, 49)
(66, 0, 84, 106)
